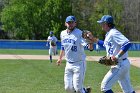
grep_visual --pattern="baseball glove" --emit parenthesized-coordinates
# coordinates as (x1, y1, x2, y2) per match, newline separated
(50, 41, 56, 46)
(98, 56, 118, 66)
(82, 30, 94, 43)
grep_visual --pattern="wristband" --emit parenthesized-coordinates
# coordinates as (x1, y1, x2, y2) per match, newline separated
(115, 54, 121, 59)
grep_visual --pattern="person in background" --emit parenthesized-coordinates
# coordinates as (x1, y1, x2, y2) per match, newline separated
(96, 42, 100, 53)
(47, 31, 58, 63)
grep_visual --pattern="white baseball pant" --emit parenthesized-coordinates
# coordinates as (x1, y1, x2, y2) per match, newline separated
(101, 59, 134, 93)
(64, 61, 86, 93)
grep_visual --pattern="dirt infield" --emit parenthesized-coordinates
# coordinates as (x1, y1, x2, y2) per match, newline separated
(0, 54, 140, 68)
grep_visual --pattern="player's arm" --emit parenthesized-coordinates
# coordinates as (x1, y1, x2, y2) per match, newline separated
(112, 32, 132, 60)
(81, 38, 93, 51)
(46, 39, 51, 46)
(97, 40, 105, 48)
(56, 45, 65, 66)
(113, 42, 131, 60)
(46, 37, 50, 46)
(47, 36, 50, 42)
(87, 43, 93, 51)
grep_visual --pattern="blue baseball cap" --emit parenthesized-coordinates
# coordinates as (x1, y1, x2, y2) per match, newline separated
(97, 15, 113, 24)
(50, 31, 53, 35)
(65, 16, 76, 22)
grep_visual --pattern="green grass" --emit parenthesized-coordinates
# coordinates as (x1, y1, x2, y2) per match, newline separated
(0, 49, 49, 55)
(0, 60, 64, 93)
(0, 49, 139, 92)
(0, 59, 139, 93)
(0, 49, 140, 57)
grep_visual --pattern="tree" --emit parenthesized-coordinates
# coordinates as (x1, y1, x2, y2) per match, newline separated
(122, 0, 140, 41)
(43, 0, 72, 39)
(1, 0, 71, 40)
(89, 0, 124, 40)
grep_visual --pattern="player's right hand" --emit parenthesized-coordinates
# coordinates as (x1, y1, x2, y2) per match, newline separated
(56, 59, 62, 66)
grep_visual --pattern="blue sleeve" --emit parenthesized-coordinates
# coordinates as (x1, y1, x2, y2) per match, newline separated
(84, 44, 93, 51)
(61, 45, 64, 50)
(97, 40, 104, 48)
(121, 42, 131, 52)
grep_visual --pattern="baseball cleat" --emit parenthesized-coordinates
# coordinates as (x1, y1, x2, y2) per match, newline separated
(85, 86, 91, 93)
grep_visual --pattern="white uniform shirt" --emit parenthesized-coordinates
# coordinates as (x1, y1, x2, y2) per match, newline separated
(60, 28, 87, 62)
(104, 28, 130, 59)
(47, 36, 58, 48)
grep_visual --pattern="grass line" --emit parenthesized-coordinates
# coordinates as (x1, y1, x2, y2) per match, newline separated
(0, 49, 140, 57)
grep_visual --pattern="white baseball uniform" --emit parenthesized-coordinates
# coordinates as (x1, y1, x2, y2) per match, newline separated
(60, 28, 88, 93)
(96, 43, 100, 53)
(47, 35, 58, 55)
(100, 28, 134, 93)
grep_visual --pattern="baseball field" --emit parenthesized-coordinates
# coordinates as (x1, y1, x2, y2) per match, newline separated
(0, 49, 140, 93)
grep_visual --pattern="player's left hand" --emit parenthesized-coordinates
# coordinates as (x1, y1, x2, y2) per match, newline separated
(98, 56, 118, 66)
(82, 30, 94, 43)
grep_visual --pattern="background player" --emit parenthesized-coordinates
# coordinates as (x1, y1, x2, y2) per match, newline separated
(47, 31, 58, 63)
(57, 15, 93, 93)
(96, 43, 100, 53)
(96, 15, 135, 93)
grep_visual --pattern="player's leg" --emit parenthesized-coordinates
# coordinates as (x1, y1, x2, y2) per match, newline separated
(118, 59, 135, 93)
(104, 89, 113, 93)
(118, 75, 135, 93)
(64, 62, 75, 93)
(101, 67, 120, 93)
(98, 48, 100, 53)
(73, 61, 89, 93)
(49, 48, 53, 63)
(56, 45, 58, 55)
(53, 46, 57, 55)
(101, 59, 135, 93)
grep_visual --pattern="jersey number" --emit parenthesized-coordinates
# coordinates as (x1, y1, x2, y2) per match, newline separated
(71, 46, 77, 52)
(108, 48, 113, 55)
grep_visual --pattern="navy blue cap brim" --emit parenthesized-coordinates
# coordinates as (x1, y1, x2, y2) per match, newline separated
(66, 20, 75, 23)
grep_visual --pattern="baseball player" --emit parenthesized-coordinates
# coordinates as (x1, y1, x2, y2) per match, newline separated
(56, 15, 93, 93)
(47, 31, 58, 63)
(96, 43, 100, 53)
(96, 15, 135, 93)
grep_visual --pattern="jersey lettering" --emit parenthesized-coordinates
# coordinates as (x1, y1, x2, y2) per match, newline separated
(63, 39, 76, 44)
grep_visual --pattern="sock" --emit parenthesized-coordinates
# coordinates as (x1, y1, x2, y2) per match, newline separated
(105, 89, 113, 93)
(50, 55, 52, 63)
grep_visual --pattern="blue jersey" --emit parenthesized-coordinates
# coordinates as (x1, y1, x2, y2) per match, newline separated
(104, 28, 130, 59)
(60, 28, 87, 62)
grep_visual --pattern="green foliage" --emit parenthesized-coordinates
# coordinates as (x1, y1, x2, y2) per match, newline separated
(0, 0, 139, 41)
(43, 0, 72, 39)
(67, 0, 124, 40)
(89, 0, 124, 40)
(1, 0, 71, 40)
